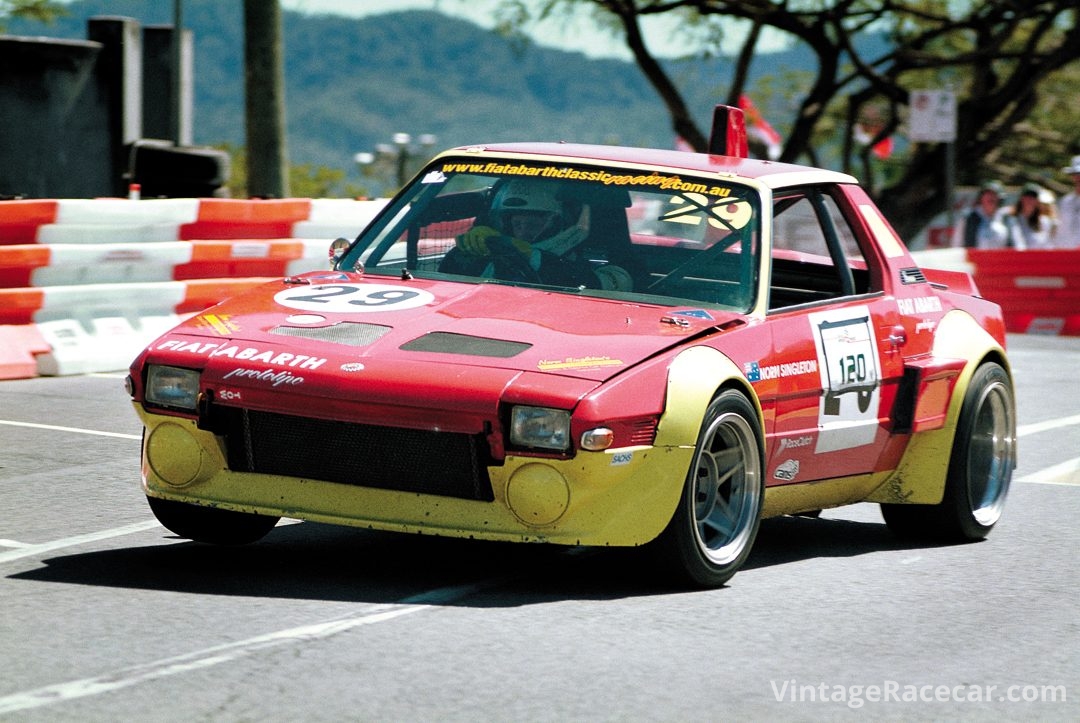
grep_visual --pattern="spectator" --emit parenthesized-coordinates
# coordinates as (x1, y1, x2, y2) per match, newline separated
(959, 181, 1010, 249)
(1054, 156, 1080, 248)
(1006, 184, 1054, 249)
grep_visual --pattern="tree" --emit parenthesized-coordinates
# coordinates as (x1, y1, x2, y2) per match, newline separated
(218, 144, 369, 200)
(243, 0, 290, 198)
(0, 0, 63, 31)
(497, 1, 1080, 239)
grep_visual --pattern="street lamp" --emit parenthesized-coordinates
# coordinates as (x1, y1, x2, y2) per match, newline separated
(354, 132, 437, 195)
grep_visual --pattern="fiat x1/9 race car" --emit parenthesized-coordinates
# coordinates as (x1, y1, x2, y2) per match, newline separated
(128, 106, 1016, 588)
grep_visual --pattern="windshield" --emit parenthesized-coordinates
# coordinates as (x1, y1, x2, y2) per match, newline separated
(338, 156, 762, 312)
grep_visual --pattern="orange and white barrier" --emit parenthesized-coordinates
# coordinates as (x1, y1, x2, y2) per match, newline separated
(0, 239, 332, 287)
(0, 197, 386, 245)
(0, 197, 388, 379)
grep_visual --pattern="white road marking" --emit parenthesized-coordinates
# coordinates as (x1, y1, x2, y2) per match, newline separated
(0, 419, 140, 440)
(0, 521, 162, 564)
(0, 539, 32, 549)
(1019, 457, 1080, 486)
(1016, 413, 1080, 437)
(1014, 414, 1080, 486)
(0, 582, 489, 715)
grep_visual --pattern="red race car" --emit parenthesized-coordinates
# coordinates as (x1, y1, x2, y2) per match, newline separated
(128, 106, 1016, 588)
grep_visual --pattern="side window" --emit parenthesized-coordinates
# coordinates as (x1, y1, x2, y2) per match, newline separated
(769, 188, 869, 309)
(820, 193, 866, 263)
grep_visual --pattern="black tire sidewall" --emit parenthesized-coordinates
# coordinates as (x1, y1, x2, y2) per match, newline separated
(660, 389, 765, 588)
(942, 361, 1014, 540)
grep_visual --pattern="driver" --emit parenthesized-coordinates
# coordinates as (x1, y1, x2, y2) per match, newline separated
(440, 179, 633, 290)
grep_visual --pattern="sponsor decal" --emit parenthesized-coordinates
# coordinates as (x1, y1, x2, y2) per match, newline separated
(538, 356, 623, 371)
(778, 435, 813, 452)
(156, 339, 223, 355)
(774, 459, 800, 481)
(438, 163, 737, 198)
(157, 340, 328, 371)
(744, 359, 818, 383)
(611, 451, 633, 466)
(897, 296, 943, 315)
(915, 320, 936, 334)
(340, 362, 365, 372)
(274, 283, 435, 314)
(194, 313, 239, 336)
(222, 367, 304, 387)
(208, 345, 327, 369)
(672, 309, 715, 321)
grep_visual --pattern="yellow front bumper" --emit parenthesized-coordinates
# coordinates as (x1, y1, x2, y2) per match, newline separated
(136, 405, 691, 547)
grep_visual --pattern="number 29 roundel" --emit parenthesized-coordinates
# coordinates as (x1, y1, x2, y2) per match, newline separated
(274, 284, 435, 313)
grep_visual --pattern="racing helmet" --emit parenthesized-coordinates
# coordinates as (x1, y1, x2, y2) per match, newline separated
(492, 180, 566, 242)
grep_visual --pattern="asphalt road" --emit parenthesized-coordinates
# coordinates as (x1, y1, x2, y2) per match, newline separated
(1, 333, 1078, 721)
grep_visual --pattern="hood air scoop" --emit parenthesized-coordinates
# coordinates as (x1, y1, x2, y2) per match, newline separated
(400, 332, 532, 358)
(270, 322, 391, 347)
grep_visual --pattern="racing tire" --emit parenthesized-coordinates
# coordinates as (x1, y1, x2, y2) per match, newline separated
(147, 496, 280, 545)
(881, 361, 1015, 542)
(652, 390, 765, 588)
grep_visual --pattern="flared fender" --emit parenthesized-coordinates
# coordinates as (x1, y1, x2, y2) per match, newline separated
(867, 310, 1010, 505)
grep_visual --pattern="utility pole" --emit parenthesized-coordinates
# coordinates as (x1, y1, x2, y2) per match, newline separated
(243, 0, 289, 198)
(170, 0, 182, 145)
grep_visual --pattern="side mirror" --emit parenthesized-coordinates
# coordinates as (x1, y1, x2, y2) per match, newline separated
(328, 237, 351, 268)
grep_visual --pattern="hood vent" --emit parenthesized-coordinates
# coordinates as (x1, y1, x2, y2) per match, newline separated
(270, 322, 391, 347)
(400, 332, 532, 358)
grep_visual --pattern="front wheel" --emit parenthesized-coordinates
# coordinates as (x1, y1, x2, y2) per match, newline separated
(881, 361, 1016, 541)
(147, 496, 280, 545)
(651, 390, 765, 588)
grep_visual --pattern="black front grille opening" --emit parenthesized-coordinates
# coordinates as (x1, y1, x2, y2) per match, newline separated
(218, 407, 494, 502)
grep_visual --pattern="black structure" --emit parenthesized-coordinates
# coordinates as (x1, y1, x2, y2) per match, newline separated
(0, 16, 228, 199)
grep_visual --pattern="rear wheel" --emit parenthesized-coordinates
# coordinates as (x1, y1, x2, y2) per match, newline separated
(881, 361, 1015, 541)
(147, 496, 280, 545)
(652, 390, 764, 588)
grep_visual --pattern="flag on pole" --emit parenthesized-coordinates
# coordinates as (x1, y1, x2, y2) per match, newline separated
(854, 114, 893, 159)
(738, 94, 782, 160)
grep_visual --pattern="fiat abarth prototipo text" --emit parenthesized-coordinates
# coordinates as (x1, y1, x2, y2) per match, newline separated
(128, 106, 1016, 588)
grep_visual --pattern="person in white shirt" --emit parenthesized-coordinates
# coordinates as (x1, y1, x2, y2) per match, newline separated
(1006, 184, 1055, 249)
(1054, 156, 1080, 248)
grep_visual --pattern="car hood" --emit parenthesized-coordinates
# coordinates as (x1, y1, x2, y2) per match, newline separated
(141, 272, 747, 422)
(158, 271, 744, 382)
